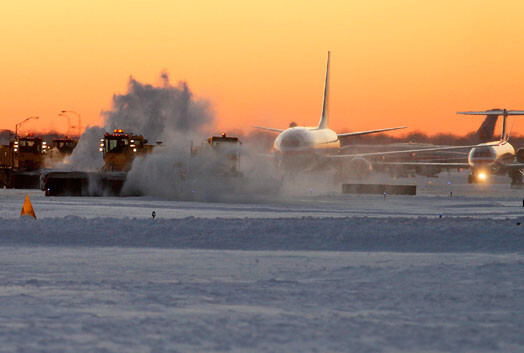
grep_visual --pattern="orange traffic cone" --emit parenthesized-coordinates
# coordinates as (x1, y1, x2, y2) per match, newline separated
(20, 194, 36, 219)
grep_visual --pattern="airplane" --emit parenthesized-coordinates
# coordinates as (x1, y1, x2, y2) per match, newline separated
(358, 109, 524, 184)
(254, 51, 407, 176)
(334, 113, 500, 176)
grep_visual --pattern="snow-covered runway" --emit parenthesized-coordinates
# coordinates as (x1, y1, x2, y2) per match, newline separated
(1, 248, 523, 353)
(1, 172, 524, 352)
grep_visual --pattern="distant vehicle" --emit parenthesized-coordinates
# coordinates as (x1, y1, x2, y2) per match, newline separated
(190, 133, 242, 177)
(52, 137, 78, 154)
(0, 133, 45, 188)
(44, 136, 79, 168)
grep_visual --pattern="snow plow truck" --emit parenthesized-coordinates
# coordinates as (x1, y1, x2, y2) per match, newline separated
(0, 133, 46, 188)
(41, 129, 154, 196)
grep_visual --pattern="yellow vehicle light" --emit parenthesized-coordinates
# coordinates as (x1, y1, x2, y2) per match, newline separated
(114, 129, 124, 133)
(478, 172, 487, 181)
(130, 144, 135, 148)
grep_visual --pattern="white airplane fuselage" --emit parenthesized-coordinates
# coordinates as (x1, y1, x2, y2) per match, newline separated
(273, 127, 340, 170)
(468, 141, 515, 170)
(274, 127, 340, 154)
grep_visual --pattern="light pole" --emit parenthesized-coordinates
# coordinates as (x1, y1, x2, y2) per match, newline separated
(58, 113, 71, 136)
(61, 110, 81, 135)
(15, 116, 39, 138)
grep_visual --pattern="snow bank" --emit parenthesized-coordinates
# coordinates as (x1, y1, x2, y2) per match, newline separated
(2, 216, 523, 252)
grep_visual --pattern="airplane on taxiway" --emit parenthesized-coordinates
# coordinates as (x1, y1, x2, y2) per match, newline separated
(377, 109, 524, 184)
(254, 52, 407, 176)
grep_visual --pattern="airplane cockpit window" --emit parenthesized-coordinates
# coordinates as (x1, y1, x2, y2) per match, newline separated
(472, 149, 492, 158)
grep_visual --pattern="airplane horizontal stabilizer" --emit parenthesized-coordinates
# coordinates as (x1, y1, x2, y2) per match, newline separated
(458, 110, 524, 116)
(458, 109, 524, 141)
(337, 126, 406, 138)
(253, 126, 284, 133)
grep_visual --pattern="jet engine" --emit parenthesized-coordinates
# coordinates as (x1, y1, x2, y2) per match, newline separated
(516, 147, 524, 163)
(336, 157, 373, 181)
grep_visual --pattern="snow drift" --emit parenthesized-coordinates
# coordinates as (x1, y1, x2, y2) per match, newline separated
(2, 216, 523, 252)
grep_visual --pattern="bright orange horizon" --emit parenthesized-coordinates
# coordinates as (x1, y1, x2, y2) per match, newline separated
(1, 1, 524, 138)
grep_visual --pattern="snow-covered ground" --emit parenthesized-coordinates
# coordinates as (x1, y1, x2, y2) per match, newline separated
(1, 248, 522, 353)
(1, 171, 523, 352)
(2, 171, 524, 220)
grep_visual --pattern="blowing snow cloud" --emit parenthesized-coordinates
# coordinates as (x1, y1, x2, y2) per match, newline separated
(103, 72, 214, 142)
(65, 73, 214, 171)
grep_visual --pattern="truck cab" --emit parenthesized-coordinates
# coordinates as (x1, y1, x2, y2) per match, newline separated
(191, 133, 241, 176)
(52, 137, 78, 154)
(13, 134, 44, 171)
(100, 129, 152, 171)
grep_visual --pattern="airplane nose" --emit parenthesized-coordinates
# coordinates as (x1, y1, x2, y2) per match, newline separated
(469, 147, 496, 165)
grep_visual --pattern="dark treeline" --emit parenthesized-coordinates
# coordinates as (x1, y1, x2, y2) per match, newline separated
(229, 129, 524, 152)
(342, 130, 524, 146)
(0, 130, 80, 144)
(4, 127, 524, 152)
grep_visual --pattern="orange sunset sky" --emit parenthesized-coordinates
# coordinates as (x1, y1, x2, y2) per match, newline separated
(1, 0, 524, 137)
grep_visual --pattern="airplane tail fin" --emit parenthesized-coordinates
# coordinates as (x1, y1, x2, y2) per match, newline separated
(475, 114, 498, 143)
(318, 51, 330, 129)
(458, 109, 524, 141)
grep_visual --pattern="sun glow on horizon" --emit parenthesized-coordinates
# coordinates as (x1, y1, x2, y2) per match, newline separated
(1, 0, 524, 137)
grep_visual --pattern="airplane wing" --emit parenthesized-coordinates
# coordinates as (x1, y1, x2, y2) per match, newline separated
(253, 126, 284, 133)
(502, 163, 524, 170)
(373, 161, 470, 168)
(337, 126, 406, 138)
(329, 143, 498, 159)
